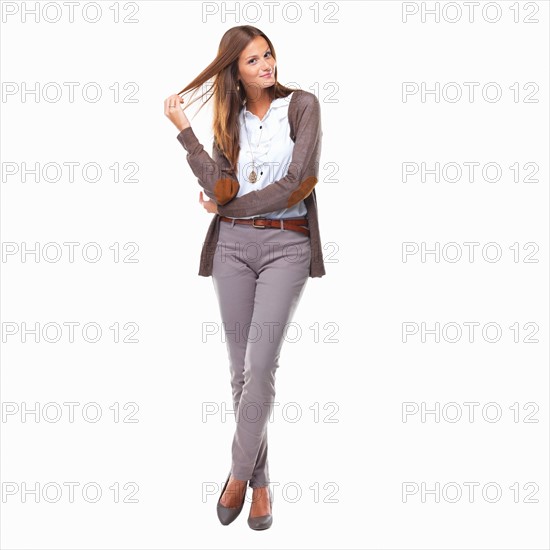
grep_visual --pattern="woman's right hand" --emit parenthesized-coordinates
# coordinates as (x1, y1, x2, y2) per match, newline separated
(164, 94, 191, 132)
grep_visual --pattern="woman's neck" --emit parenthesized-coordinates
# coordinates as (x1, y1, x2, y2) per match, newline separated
(245, 90, 273, 118)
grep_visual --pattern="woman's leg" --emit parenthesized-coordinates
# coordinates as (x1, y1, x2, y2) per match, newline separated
(230, 228, 311, 488)
(212, 222, 258, 508)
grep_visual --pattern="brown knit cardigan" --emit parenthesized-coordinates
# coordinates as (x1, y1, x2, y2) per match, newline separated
(176, 89, 325, 278)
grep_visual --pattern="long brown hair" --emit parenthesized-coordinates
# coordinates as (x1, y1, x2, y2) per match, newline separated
(176, 25, 298, 175)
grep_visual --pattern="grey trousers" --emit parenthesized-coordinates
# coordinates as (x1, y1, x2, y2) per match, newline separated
(212, 218, 311, 488)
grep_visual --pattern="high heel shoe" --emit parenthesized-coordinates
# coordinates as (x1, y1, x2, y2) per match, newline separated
(247, 485, 273, 531)
(216, 471, 247, 526)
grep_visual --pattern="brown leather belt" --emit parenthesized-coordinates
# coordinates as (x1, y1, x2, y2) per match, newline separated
(219, 216, 310, 236)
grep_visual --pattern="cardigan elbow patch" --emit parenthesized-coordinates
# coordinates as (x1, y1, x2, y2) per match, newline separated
(287, 176, 318, 208)
(214, 178, 239, 205)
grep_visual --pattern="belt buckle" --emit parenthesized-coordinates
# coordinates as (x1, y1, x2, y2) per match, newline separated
(251, 217, 267, 229)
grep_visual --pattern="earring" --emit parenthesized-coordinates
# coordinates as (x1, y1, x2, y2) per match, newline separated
(237, 82, 240, 90)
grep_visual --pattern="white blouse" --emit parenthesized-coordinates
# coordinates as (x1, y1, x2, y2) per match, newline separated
(233, 91, 307, 220)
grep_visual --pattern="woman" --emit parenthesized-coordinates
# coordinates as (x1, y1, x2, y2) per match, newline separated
(164, 25, 325, 530)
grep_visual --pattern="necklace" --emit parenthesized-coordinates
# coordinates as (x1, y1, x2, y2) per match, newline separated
(243, 110, 264, 183)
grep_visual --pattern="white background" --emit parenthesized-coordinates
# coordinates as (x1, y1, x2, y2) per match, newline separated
(1, 1, 548, 549)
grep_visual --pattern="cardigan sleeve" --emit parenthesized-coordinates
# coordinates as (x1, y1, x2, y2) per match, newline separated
(216, 92, 322, 218)
(176, 127, 240, 205)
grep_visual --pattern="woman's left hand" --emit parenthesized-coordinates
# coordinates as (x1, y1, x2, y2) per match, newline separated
(199, 191, 218, 214)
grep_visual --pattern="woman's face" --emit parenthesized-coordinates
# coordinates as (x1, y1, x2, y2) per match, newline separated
(237, 36, 276, 99)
